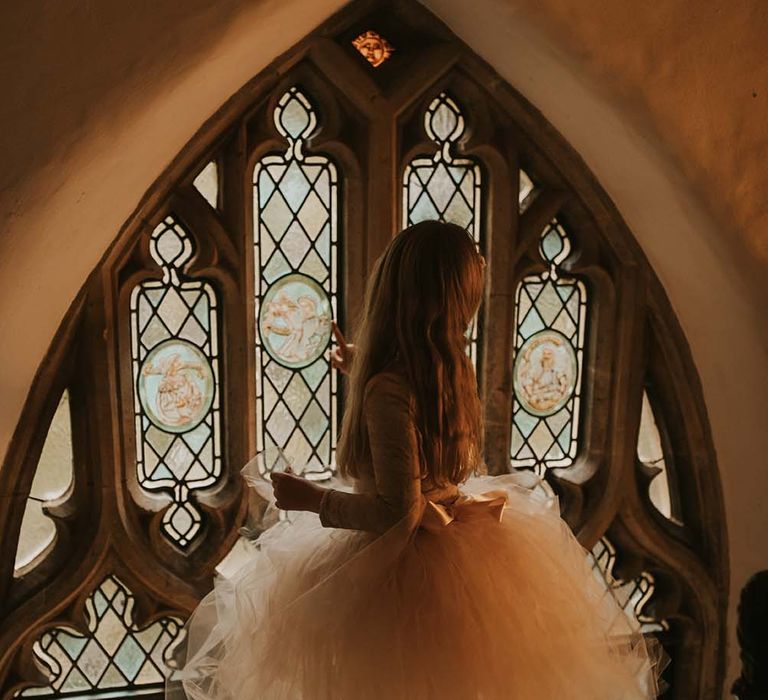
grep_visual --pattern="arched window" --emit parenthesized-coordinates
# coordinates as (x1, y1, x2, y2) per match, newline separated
(0, 2, 727, 699)
(510, 217, 586, 472)
(253, 87, 340, 478)
(130, 216, 223, 548)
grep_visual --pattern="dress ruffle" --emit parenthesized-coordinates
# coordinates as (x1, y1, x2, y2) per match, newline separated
(167, 472, 664, 700)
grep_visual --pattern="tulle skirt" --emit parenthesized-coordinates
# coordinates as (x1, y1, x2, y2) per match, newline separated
(167, 473, 663, 700)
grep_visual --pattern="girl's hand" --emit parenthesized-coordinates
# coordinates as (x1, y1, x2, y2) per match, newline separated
(329, 321, 355, 375)
(270, 470, 325, 513)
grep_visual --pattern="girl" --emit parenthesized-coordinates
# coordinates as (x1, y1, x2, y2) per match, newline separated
(171, 221, 662, 699)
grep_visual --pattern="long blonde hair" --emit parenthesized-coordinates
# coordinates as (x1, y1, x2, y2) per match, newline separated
(336, 221, 485, 486)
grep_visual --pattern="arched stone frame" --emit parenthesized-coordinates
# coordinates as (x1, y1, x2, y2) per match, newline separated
(0, 1, 727, 698)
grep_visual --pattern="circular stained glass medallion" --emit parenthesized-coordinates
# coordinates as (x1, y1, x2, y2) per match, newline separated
(259, 273, 332, 369)
(513, 330, 578, 417)
(138, 339, 215, 433)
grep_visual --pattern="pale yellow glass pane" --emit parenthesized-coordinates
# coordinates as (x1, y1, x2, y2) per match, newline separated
(637, 392, 671, 519)
(519, 169, 535, 206)
(30, 391, 73, 500)
(192, 161, 218, 208)
(16, 391, 74, 574)
(15, 501, 56, 573)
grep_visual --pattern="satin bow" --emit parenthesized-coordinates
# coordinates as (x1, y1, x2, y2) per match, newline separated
(420, 490, 508, 533)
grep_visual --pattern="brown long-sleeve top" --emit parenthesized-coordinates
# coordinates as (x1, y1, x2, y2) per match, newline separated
(318, 371, 459, 534)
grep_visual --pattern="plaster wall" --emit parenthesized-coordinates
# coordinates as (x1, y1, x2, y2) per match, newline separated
(522, 0, 768, 287)
(1, 0, 766, 692)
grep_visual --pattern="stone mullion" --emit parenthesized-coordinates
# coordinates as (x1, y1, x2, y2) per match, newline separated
(479, 130, 519, 475)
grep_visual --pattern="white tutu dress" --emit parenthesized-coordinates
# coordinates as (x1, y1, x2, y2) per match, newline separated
(168, 372, 662, 700)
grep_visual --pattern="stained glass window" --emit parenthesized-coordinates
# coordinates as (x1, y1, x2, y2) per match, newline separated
(638, 391, 680, 523)
(0, 17, 725, 700)
(129, 216, 222, 547)
(403, 93, 482, 363)
(510, 220, 587, 474)
(18, 576, 182, 697)
(589, 537, 667, 635)
(14, 391, 73, 576)
(192, 161, 218, 209)
(253, 87, 339, 478)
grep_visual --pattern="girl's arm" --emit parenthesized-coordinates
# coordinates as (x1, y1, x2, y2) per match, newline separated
(318, 372, 422, 533)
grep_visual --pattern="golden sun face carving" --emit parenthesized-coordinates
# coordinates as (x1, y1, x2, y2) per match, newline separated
(352, 30, 394, 68)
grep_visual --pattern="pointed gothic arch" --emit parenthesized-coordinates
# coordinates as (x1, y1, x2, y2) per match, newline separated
(0, 1, 727, 698)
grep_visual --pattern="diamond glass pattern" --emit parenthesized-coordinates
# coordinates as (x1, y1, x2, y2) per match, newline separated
(589, 538, 667, 635)
(403, 93, 482, 365)
(129, 217, 222, 547)
(14, 391, 73, 576)
(511, 220, 586, 473)
(18, 576, 183, 698)
(253, 88, 339, 477)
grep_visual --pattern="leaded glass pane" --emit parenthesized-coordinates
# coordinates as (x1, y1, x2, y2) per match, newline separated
(403, 93, 482, 364)
(638, 391, 678, 522)
(511, 220, 586, 474)
(588, 537, 667, 635)
(17, 576, 183, 698)
(192, 161, 218, 209)
(129, 217, 222, 547)
(14, 391, 74, 575)
(253, 88, 339, 478)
